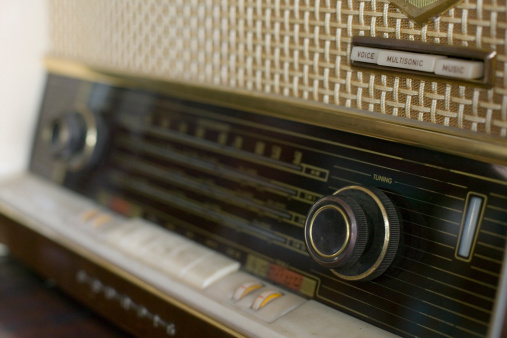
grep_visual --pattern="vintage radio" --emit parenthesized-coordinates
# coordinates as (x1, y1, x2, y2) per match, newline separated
(0, 0, 506, 336)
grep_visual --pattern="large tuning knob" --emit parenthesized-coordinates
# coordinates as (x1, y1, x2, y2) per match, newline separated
(304, 185, 400, 281)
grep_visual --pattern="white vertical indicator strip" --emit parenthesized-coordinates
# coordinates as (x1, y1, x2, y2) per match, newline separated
(456, 193, 487, 261)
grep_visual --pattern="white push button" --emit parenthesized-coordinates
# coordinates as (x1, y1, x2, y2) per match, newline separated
(182, 253, 240, 289)
(377, 50, 446, 73)
(103, 221, 143, 243)
(161, 244, 213, 276)
(139, 235, 189, 263)
(458, 196, 484, 258)
(115, 227, 162, 251)
(435, 59, 484, 79)
(351, 46, 381, 64)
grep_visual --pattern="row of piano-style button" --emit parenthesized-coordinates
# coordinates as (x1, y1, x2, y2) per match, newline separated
(78, 209, 305, 321)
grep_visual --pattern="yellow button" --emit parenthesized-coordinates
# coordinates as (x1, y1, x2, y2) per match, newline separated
(251, 290, 283, 310)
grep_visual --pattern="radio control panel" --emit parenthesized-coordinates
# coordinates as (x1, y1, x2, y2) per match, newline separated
(25, 73, 507, 337)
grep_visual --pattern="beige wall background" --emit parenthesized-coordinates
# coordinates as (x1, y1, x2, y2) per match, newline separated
(0, 0, 47, 176)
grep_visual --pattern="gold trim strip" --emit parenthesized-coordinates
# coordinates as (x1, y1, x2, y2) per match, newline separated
(44, 58, 507, 167)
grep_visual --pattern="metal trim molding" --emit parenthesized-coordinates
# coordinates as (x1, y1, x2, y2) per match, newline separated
(44, 58, 507, 166)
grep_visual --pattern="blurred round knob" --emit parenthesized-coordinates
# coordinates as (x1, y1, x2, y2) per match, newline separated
(45, 107, 103, 171)
(49, 112, 88, 161)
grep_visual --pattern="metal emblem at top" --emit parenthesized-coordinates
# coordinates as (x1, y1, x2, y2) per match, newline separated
(391, 0, 463, 25)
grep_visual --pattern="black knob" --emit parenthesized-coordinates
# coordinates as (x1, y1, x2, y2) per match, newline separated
(304, 185, 400, 281)
(305, 195, 368, 269)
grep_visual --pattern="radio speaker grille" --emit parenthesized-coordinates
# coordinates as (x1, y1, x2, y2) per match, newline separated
(49, 0, 507, 136)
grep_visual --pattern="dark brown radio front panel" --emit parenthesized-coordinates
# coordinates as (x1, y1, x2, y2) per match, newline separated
(30, 74, 507, 337)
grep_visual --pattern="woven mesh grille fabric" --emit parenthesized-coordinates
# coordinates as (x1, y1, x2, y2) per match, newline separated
(48, 0, 507, 137)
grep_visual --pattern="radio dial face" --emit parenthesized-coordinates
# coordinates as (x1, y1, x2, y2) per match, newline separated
(304, 186, 400, 281)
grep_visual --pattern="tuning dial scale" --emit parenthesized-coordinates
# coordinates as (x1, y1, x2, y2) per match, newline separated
(304, 185, 400, 281)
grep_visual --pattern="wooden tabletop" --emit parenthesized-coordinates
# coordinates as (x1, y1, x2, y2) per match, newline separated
(0, 252, 130, 337)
